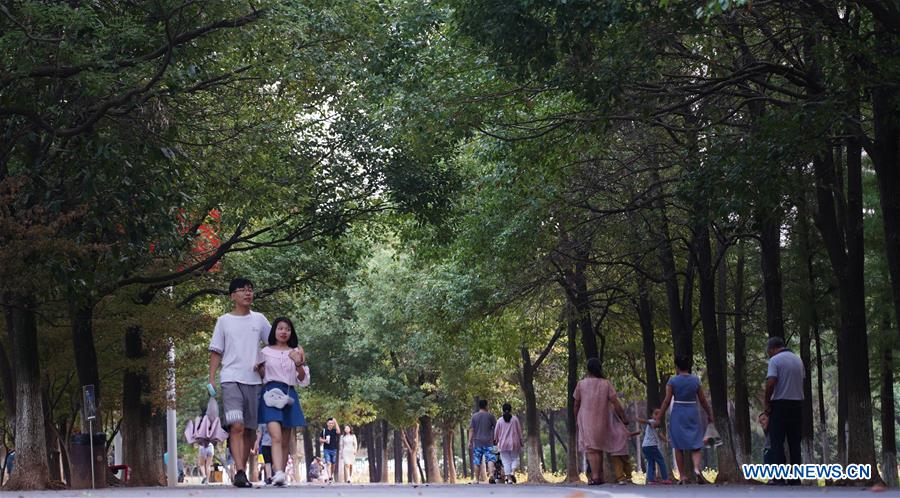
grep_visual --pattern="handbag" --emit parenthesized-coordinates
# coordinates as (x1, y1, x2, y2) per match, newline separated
(703, 423, 723, 447)
(263, 387, 294, 409)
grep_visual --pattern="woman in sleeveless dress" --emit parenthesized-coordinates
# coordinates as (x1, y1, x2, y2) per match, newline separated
(659, 356, 714, 484)
(340, 426, 358, 483)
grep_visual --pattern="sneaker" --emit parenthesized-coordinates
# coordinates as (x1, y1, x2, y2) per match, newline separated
(264, 477, 272, 485)
(233, 470, 252, 488)
(272, 471, 286, 486)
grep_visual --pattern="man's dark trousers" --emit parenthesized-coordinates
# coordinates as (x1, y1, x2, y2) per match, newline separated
(769, 399, 802, 485)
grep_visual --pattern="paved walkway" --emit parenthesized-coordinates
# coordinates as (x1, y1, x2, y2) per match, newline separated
(6, 483, 886, 497)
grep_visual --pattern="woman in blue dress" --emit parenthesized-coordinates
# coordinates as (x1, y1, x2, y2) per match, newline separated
(659, 356, 714, 484)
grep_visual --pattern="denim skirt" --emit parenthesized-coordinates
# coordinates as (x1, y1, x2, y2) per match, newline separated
(257, 381, 306, 428)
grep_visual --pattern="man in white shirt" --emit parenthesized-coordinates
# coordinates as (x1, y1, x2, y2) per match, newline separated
(209, 278, 271, 488)
(764, 336, 805, 485)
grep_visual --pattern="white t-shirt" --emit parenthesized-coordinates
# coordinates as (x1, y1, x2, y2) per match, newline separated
(766, 349, 805, 400)
(209, 311, 271, 385)
(642, 419, 659, 447)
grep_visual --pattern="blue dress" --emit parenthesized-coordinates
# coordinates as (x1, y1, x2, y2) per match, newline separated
(667, 374, 703, 450)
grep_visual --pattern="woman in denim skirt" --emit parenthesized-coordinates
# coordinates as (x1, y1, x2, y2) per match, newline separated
(256, 317, 310, 486)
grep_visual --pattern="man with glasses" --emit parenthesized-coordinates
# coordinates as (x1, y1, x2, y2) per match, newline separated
(208, 278, 271, 487)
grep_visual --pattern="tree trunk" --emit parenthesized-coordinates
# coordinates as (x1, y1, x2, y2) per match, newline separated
(122, 326, 165, 486)
(547, 411, 557, 473)
(716, 239, 729, 387)
(419, 415, 441, 483)
(651, 171, 692, 360)
(732, 243, 751, 461)
(442, 423, 457, 483)
(69, 298, 101, 429)
(880, 314, 897, 488)
(693, 221, 742, 482)
(796, 173, 830, 464)
(563, 262, 599, 360)
(4, 294, 50, 490)
(636, 275, 661, 415)
(537, 416, 545, 470)
(41, 387, 62, 483)
(68, 297, 110, 478)
(798, 301, 816, 466)
(813, 143, 879, 477)
(380, 420, 389, 483)
(520, 348, 546, 483)
(393, 428, 403, 483)
(681, 253, 695, 342)
(758, 207, 786, 339)
(0, 318, 15, 418)
(870, 22, 900, 358)
(302, 425, 314, 481)
(365, 423, 378, 483)
(794, 190, 817, 464)
(371, 421, 382, 482)
(814, 316, 829, 463)
(458, 423, 467, 478)
(566, 317, 580, 482)
(401, 425, 421, 484)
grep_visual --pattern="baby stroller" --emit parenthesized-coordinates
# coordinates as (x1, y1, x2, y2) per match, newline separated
(489, 447, 503, 484)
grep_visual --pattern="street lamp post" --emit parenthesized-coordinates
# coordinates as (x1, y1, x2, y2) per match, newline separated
(166, 337, 178, 487)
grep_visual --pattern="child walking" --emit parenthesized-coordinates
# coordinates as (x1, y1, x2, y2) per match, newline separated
(758, 412, 772, 464)
(256, 317, 310, 486)
(638, 408, 671, 485)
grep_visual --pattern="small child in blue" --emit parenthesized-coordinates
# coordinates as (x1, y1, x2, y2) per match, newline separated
(638, 408, 671, 484)
(256, 317, 310, 486)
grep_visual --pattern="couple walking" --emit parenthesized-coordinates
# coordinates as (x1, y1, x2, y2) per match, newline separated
(468, 400, 523, 484)
(318, 418, 358, 483)
(208, 278, 310, 487)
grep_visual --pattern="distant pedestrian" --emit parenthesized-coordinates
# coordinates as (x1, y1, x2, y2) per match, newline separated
(659, 356, 714, 485)
(225, 440, 236, 482)
(308, 455, 325, 483)
(493, 403, 522, 484)
(177, 456, 185, 483)
(197, 442, 214, 484)
(468, 399, 497, 483)
(574, 358, 629, 485)
(257, 317, 309, 486)
(341, 425, 358, 483)
(764, 336, 804, 484)
(638, 408, 670, 484)
(319, 418, 340, 482)
(256, 424, 273, 482)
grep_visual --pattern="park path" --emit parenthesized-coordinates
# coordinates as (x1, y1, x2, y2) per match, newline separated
(3, 483, 885, 498)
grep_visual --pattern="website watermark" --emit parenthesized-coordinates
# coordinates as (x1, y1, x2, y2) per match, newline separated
(741, 464, 872, 481)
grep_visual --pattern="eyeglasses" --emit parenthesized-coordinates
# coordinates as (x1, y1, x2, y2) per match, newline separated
(232, 287, 254, 294)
